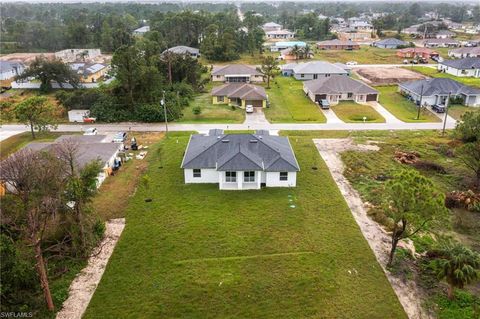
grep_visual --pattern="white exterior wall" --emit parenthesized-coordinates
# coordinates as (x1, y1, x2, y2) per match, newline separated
(266, 171, 297, 187)
(0, 65, 24, 80)
(184, 168, 219, 184)
(438, 65, 479, 78)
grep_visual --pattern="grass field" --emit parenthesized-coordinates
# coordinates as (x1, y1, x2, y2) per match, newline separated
(179, 91, 245, 123)
(409, 66, 480, 88)
(0, 131, 70, 159)
(84, 131, 406, 319)
(265, 76, 326, 123)
(199, 52, 278, 66)
(376, 86, 441, 122)
(313, 46, 404, 64)
(330, 101, 386, 123)
(447, 105, 480, 120)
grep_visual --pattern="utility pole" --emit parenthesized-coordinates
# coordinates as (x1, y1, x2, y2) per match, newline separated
(161, 90, 168, 137)
(442, 92, 451, 136)
(416, 83, 424, 120)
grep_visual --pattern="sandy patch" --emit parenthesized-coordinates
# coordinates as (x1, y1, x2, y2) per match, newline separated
(56, 218, 125, 319)
(314, 138, 432, 319)
(355, 67, 427, 86)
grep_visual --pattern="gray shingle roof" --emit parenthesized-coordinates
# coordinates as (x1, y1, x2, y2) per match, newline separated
(211, 83, 267, 100)
(399, 78, 480, 96)
(292, 61, 348, 75)
(212, 64, 262, 76)
(374, 38, 409, 46)
(304, 75, 378, 95)
(163, 46, 199, 55)
(181, 134, 300, 172)
(317, 39, 358, 46)
(54, 135, 108, 143)
(441, 57, 480, 69)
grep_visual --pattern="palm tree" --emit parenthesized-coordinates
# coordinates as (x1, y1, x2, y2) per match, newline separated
(433, 242, 480, 300)
(291, 45, 301, 60)
(301, 44, 312, 60)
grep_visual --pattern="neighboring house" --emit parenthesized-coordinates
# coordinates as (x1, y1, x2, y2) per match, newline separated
(211, 83, 267, 108)
(438, 57, 480, 78)
(288, 61, 348, 80)
(270, 41, 306, 52)
(55, 49, 102, 63)
(0, 60, 25, 86)
(337, 30, 373, 42)
(266, 29, 295, 40)
(133, 26, 150, 36)
(435, 30, 456, 39)
(423, 38, 460, 48)
(262, 22, 282, 33)
(349, 20, 373, 32)
(278, 47, 314, 61)
(211, 64, 264, 83)
(448, 47, 480, 58)
(181, 131, 300, 190)
(396, 47, 439, 59)
(373, 38, 410, 49)
(316, 39, 360, 50)
(69, 62, 109, 83)
(303, 75, 378, 104)
(162, 46, 200, 58)
(399, 78, 480, 107)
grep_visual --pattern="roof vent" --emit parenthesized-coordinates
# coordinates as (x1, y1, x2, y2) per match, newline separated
(258, 136, 262, 139)
(221, 139, 230, 143)
(249, 139, 258, 143)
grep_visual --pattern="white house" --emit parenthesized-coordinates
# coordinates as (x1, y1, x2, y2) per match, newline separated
(211, 64, 264, 83)
(399, 78, 480, 107)
(262, 22, 282, 32)
(0, 61, 25, 82)
(133, 26, 150, 36)
(289, 61, 349, 80)
(181, 131, 300, 190)
(438, 57, 480, 78)
(266, 29, 295, 40)
(448, 47, 480, 59)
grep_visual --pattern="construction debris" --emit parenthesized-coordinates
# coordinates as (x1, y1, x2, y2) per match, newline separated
(446, 190, 480, 211)
(394, 150, 420, 164)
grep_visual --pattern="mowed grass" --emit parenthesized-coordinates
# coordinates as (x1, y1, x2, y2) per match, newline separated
(313, 46, 404, 64)
(179, 91, 245, 123)
(330, 101, 386, 123)
(265, 76, 326, 123)
(448, 105, 480, 120)
(377, 86, 441, 122)
(0, 131, 73, 159)
(84, 132, 406, 319)
(409, 66, 480, 88)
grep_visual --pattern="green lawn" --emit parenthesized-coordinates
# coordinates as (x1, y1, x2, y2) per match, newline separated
(331, 101, 386, 123)
(84, 132, 406, 319)
(179, 91, 245, 124)
(377, 86, 441, 123)
(0, 131, 70, 159)
(409, 66, 480, 88)
(313, 46, 405, 64)
(265, 77, 326, 123)
(447, 105, 480, 120)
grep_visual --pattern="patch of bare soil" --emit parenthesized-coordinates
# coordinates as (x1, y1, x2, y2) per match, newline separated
(56, 218, 125, 319)
(314, 138, 432, 319)
(356, 67, 427, 86)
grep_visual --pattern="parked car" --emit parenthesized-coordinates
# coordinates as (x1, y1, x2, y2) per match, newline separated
(246, 105, 254, 113)
(83, 127, 97, 135)
(346, 61, 357, 66)
(432, 104, 445, 113)
(418, 57, 428, 64)
(403, 59, 409, 64)
(319, 99, 330, 109)
(112, 132, 127, 143)
(83, 116, 96, 123)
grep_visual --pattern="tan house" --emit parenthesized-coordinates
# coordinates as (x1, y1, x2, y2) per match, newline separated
(211, 64, 264, 83)
(337, 30, 373, 42)
(212, 83, 267, 108)
(69, 62, 109, 83)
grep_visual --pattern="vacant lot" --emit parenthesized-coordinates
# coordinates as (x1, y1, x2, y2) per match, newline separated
(377, 86, 441, 123)
(180, 91, 245, 123)
(356, 67, 427, 86)
(84, 131, 406, 319)
(448, 105, 480, 120)
(313, 46, 404, 64)
(409, 66, 480, 88)
(331, 101, 385, 123)
(265, 76, 326, 123)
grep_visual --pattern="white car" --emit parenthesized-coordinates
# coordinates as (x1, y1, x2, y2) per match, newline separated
(346, 61, 358, 66)
(246, 105, 254, 113)
(83, 128, 97, 135)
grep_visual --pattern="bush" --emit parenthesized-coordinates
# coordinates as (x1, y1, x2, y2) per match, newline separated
(90, 96, 130, 122)
(134, 103, 165, 122)
(55, 89, 103, 110)
(455, 111, 480, 143)
(192, 106, 202, 115)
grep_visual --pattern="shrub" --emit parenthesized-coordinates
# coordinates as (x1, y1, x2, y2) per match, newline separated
(90, 96, 130, 122)
(455, 111, 480, 143)
(192, 106, 202, 115)
(134, 104, 165, 122)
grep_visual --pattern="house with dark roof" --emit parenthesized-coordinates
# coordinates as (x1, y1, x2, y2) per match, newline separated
(373, 38, 410, 49)
(438, 57, 480, 78)
(181, 131, 300, 190)
(399, 78, 480, 107)
(289, 61, 348, 80)
(423, 38, 460, 48)
(162, 46, 200, 58)
(303, 75, 378, 104)
(211, 83, 268, 108)
(448, 47, 480, 59)
(211, 64, 264, 83)
(316, 39, 360, 50)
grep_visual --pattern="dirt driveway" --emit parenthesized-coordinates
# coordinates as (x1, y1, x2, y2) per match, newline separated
(314, 138, 432, 319)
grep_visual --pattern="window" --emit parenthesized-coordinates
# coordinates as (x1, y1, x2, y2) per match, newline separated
(313, 74, 318, 79)
(218, 96, 224, 102)
(225, 171, 237, 182)
(347, 93, 353, 98)
(244, 171, 255, 182)
(193, 169, 201, 178)
(280, 172, 288, 181)
(301, 74, 304, 78)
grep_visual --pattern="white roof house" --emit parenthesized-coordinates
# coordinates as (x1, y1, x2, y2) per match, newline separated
(133, 26, 150, 36)
(0, 61, 25, 81)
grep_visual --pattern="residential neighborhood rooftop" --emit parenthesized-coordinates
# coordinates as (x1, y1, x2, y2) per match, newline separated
(212, 64, 261, 76)
(304, 75, 378, 95)
(440, 57, 480, 69)
(292, 61, 348, 75)
(399, 78, 480, 96)
(212, 83, 267, 101)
